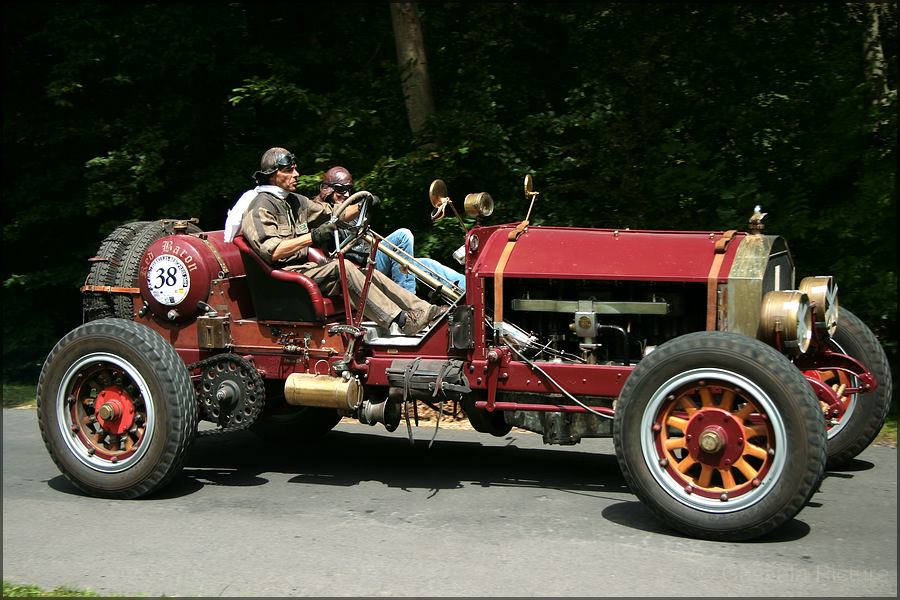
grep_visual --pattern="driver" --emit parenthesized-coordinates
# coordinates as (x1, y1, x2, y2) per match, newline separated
(239, 147, 447, 335)
(312, 166, 465, 293)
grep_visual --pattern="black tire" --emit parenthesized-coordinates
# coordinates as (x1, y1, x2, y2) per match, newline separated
(462, 398, 512, 437)
(613, 331, 826, 541)
(37, 318, 198, 498)
(82, 220, 202, 321)
(250, 382, 341, 444)
(818, 309, 893, 467)
(83, 221, 154, 321)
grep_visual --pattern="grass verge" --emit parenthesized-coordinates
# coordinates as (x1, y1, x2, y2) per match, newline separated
(3, 383, 36, 408)
(2, 580, 103, 597)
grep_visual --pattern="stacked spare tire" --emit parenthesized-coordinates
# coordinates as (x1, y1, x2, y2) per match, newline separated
(82, 220, 202, 321)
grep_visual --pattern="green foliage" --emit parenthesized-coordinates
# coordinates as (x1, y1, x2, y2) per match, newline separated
(2, 2, 896, 389)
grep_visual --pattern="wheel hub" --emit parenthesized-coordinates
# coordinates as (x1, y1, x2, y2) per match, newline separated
(698, 427, 726, 454)
(94, 386, 136, 435)
(684, 408, 746, 468)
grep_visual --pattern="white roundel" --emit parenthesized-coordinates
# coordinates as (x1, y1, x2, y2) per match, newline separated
(146, 254, 191, 306)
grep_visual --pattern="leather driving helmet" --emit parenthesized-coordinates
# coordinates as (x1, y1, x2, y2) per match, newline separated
(253, 147, 295, 183)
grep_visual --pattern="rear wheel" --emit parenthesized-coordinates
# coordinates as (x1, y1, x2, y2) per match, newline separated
(462, 398, 512, 436)
(37, 318, 197, 498)
(250, 381, 341, 444)
(614, 331, 826, 541)
(806, 308, 892, 467)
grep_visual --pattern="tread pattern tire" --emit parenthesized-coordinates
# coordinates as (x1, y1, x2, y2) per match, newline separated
(821, 309, 893, 467)
(37, 318, 198, 499)
(83, 221, 153, 321)
(613, 331, 826, 541)
(82, 220, 202, 321)
(250, 383, 341, 444)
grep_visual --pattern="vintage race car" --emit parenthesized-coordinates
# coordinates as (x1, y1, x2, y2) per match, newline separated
(37, 176, 892, 541)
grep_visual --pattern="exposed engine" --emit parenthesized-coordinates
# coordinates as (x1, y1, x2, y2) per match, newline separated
(491, 278, 707, 366)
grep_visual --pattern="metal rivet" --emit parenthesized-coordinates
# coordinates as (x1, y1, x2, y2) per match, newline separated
(659, 458, 669, 467)
(720, 493, 728, 502)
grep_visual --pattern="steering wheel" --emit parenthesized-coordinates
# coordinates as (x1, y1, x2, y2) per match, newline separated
(329, 190, 375, 257)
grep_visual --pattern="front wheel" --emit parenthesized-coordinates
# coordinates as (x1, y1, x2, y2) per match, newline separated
(37, 318, 198, 498)
(614, 332, 826, 541)
(806, 308, 893, 467)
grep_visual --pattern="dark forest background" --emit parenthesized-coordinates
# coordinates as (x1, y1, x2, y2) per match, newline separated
(2, 2, 896, 394)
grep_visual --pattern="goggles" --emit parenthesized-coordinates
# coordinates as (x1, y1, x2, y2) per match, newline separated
(325, 182, 354, 195)
(271, 152, 296, 171)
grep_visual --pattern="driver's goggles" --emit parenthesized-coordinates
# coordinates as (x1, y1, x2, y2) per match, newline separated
(272, 153, 296, 170)
(327, 182, 354, 194)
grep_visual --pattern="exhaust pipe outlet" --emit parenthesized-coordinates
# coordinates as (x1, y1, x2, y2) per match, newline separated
(358, 398, 402, 432)
(284, 373, 361, 410)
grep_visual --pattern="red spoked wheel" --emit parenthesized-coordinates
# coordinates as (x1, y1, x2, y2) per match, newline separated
(38, 318, 197, 498)
(804, 367, 854, 437)
(805, 308, 892, 467)
(648, 372, 781, 510)
(57, 355, 152, 471)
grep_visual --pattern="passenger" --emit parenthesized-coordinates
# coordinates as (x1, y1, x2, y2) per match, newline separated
(312, 166, 466, 293)
(238, 147, 447, 335)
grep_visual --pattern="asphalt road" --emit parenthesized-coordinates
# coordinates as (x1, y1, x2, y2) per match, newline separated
(3, 407, 897, 597)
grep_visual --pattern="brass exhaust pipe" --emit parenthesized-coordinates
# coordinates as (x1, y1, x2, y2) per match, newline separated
(284, 373, 361, 410)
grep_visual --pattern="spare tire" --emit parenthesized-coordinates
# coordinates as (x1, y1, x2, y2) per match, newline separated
(82, 220, 202, 321)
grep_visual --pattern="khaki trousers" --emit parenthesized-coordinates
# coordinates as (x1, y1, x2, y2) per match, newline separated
(297, 260, 432, 329)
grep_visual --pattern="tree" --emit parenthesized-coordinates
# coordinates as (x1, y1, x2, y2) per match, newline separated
(864, 2, 891, 106)
(389, 2, 435, 137)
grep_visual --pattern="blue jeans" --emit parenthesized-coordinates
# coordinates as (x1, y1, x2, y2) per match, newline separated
(418, 257, 466, 292)
(375, 228, 466, 293)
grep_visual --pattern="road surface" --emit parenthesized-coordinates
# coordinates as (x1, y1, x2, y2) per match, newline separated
(3, 408, 896, 597)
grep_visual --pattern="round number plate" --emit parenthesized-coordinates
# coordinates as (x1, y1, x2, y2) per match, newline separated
(146, 254, 191, 306)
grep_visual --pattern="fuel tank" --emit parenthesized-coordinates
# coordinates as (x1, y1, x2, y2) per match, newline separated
(139, 230, 244, 322)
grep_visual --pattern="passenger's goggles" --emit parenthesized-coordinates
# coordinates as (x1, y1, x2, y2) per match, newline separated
(325, 182, 354, 195)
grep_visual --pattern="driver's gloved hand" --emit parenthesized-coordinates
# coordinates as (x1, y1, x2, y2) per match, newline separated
(311, 221, 337, 248)
(369, 195, 381, 208)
